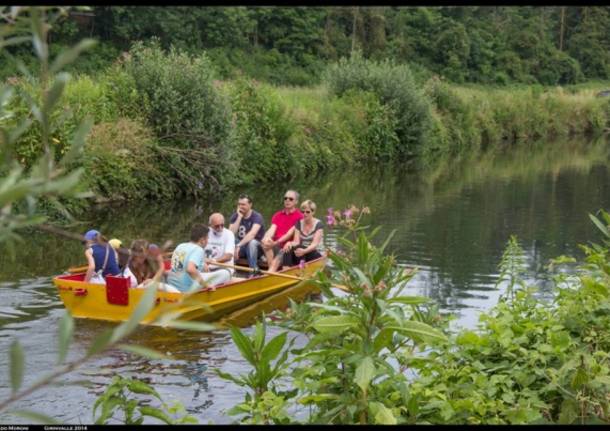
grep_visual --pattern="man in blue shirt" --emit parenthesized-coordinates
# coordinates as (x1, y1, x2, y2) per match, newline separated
(167, 224, 229, 292)
(229, 194, 266, 271)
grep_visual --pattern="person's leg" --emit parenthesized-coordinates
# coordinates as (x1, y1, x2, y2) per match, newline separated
(199, 269, 232, 287)
(262, 242, 275, 265)
(268, 250, 285, 272)
(283, 249, 296, 267)
(156, 282, 181, 293)
(237, 244, 247, 260)
(244, 239, 262, 269)
(303, 250, 322, 262)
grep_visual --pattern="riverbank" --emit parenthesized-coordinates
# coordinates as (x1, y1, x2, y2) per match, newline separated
(2, 44, 609, 218)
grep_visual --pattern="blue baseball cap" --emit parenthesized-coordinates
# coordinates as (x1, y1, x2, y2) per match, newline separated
(84, 229, 100, 241)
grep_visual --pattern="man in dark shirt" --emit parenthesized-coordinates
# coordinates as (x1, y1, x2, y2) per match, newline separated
(229, 194, 266, 270)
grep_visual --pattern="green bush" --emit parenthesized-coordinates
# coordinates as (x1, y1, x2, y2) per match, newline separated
(424, 77, 480, 155)
(535, 48, 584, 86)
(340, 89, 401, 162)
(120, 40, 234, 195)
(62, 75, 118, 123)
(282, 96, 357, 176)
(227, 79, 296, 183)
(102, 65, 148, 120)
(324, 53, 435, 159)
(207, 47, 322, 86)
(409, 228, 610, 424)
(81, 118, 176, 201)
(5, 75, 120, 167)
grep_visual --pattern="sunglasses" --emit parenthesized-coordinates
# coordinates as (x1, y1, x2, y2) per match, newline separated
(212, 224, 224, 229)
(284, 196, 294, 201)
(302, 209, 313, 213)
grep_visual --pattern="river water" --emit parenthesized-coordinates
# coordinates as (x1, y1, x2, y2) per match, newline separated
(0, 138, 608, 424)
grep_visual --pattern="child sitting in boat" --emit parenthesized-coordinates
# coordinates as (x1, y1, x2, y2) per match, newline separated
(109, 238, 130, 271)
(84, 229, 121, 284)
(167, 224, 231, 292)
(123, 239, 179, 292)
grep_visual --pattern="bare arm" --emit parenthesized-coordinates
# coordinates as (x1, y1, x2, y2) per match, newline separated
(303, 229, 323, 254)
(154, 254, 165, 279)
(186, 261, 206, 288)
(276, 226, 296, 245)
(292, 228, 301, 246)
(84, 248, 95, 282)
(284, 228, 301, 252)
(208, 251, 233, 264)
(238, 223, 262, 247)
(262, 224, 277, 242)
(229, 212, 242, 235)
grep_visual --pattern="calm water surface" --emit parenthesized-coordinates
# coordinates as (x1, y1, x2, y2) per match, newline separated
(0, 139, 608, 423)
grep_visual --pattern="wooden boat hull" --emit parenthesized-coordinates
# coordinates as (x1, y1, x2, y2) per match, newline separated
(53, 256, 326, 325)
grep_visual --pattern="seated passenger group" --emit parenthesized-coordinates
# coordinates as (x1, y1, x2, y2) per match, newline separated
(82, 189, 324, 292)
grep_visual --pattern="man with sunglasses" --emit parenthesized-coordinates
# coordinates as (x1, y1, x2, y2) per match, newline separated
(229, 194, 266, 272)
(203, 213, 235, 284)
(261, 190, 304, 270)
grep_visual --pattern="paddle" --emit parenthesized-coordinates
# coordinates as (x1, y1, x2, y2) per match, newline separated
(209, 260, 350, 292)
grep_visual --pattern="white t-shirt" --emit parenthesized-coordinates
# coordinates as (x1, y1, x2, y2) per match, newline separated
(204, 228, 235, 273)
(123, 266, 139, 288)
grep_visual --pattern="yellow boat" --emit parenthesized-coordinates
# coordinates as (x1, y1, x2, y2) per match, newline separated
(52, 256, 326, 325)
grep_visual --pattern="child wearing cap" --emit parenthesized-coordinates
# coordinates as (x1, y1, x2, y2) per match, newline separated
(109, 238, 130, 271)
(84, 229, 120, 284)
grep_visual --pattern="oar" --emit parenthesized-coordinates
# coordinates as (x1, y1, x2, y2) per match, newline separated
(209, 260, 350, 292)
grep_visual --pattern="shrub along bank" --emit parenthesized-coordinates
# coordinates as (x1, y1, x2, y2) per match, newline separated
(218, 210, 610, 425)
(2, 44, 609, 212)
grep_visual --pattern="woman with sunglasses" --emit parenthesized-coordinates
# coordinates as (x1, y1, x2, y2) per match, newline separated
(280, 199, 324, 268)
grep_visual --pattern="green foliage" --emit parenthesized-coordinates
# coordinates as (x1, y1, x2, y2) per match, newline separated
(340, 89, 400, 162)
(589, 210, 610, 241)
(93, 376, 197, 425)
(214, 320, 293, 424)
(81, 118, 176, 201)
(284, 212, 445, 424)
(406, 212, 610, 424)
(3, 8, 609, 210)
(4, 7, 610, 86)
(0, 8, 214, 426)
(423, 76, 480, 158)
(325, 53, 435, 158)
(497, 235, 527, 301)
(220, 209, 610, 425)
(119, 39, 234, 195)
(0, 6, 94, 248)
(227, 79, 296, 183)
(5, 74, 119, 169)
(219, 207, 447, 424)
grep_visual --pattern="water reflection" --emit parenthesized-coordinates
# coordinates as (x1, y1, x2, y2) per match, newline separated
(0, 137, 608, 423)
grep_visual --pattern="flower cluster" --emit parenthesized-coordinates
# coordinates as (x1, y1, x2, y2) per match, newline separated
(326, 205, 371, 229)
